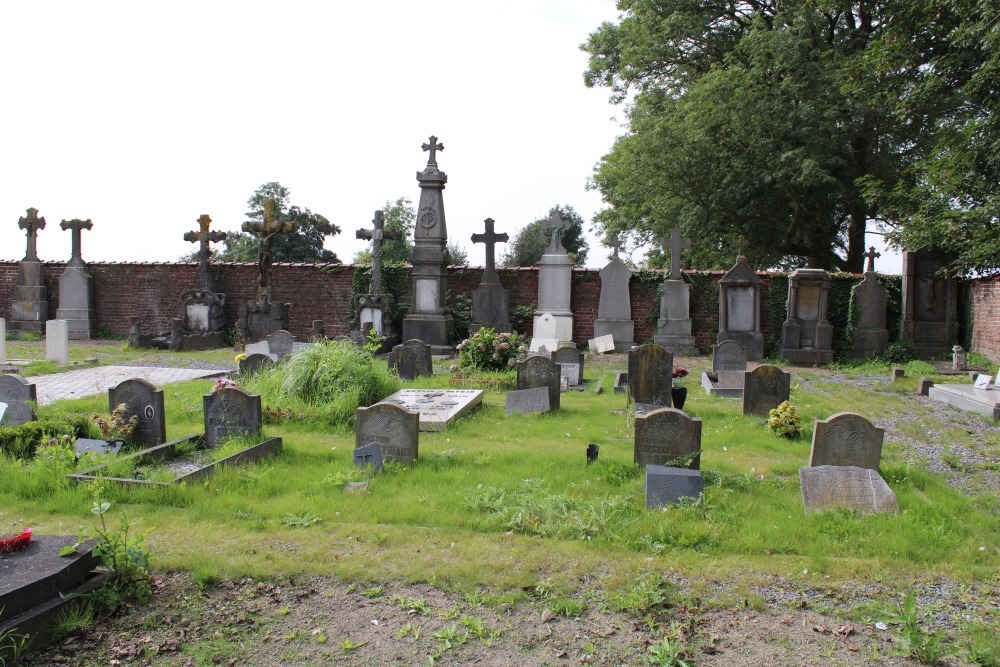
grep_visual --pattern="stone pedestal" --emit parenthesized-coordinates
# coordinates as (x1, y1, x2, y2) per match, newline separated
(781, 268, 834, 364)
(900, 248, 957, 357)
(56, 266, 95, 340)
(653, 279, 697, 354)
(10, 261, 48, 336)
(717, 255, 764, 360)
(594, 251, 633, 351)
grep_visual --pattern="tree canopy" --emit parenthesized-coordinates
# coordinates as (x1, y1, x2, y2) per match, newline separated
(354, 196, 468, 266)
(500, 205, 590, 268)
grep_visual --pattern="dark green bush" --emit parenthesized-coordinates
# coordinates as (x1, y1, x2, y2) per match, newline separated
(0, 416, 93, 459)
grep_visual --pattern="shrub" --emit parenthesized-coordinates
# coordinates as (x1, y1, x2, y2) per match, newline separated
(880, 341, 914, 364)
(456, 328, 528, 372)
(0, 416, 92, 459)
(767, 401, 804, 438)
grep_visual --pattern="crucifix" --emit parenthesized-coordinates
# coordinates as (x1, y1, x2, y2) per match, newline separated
(471, 218, 508, 282)
(183, 214, 228, 291)
(545, 211, 571, 253)
(863, 246, 881, 273)
(59, 218, 93, 267)
(660, 227, 690, 280)
(241, 199, 295, 305)
(18, 207, 46, 262)
(422, 135, 444, 169)
(356, 210, 402, 295)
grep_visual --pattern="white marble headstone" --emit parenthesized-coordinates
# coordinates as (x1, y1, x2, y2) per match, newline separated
(974, 374, 992, 390)
(589, 335, 615, 354)
(46, 319, 69, 366)
(0, 402, 6, 424)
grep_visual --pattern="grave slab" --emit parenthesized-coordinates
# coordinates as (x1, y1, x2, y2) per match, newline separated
(799, 465, 899, 514)
(506, 386, 550, 416)
(645, 465, 704, 508)
(378, 389, 483, 431)
(927, 384, 1000, 420)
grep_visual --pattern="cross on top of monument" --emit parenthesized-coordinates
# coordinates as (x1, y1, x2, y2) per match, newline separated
(18, 207, 46, 262)
(608, 235, 622, 258)
(737, 235, 747, 261)
(184, 214, 228, 291)
(471, 217, 509, 281)
(422, 135, 444, 168)
(60, 218, 93, 266)
(545, 210, 571, 253)
(242, 199, 295, 239)
(660, 227, 690, 280)
(864, 246, 881, 273)
(357, 210, 403, 295)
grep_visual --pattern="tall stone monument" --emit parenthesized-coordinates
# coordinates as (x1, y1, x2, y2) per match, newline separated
(900, 247, 956, 357)
(55, 218, 96, 339)
(654, 228, 697, 354)
(9, 208, 48, 336)
(850, 247, 889, 358)
(780, 265, 834, 364)
(238, 199, 294, 343)
(402, 136, 454, 352)
(717, 238, 764, 360)
(593, 237, 634, 351)
(531, 211, 574, 348)
(176, 214, 228, 349)
(470, 218, 511, 333)
(352, 209, 403, 349)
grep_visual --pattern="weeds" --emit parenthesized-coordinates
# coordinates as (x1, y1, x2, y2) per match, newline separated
(883, 590, 951, 664)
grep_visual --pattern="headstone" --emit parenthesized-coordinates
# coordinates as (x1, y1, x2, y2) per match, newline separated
(402, 136, 455, 352)
(378, 389, 483, 431)
(613, 371, 628, 394)
(900, 248, 957, 357)
(202, 387, 262, 448)
(238, 353, 275, 377)
(389, 339, 433, 381)
(46, 319, 69, 366)
(55, 218, 96, 340)
(850, 247, 889, 358)
(529, 313, 561, 353)
(238, 198, 294, 342)
(712, 340, 747, 373)
(108, 378, 166, 447)
(470, 218, 511, 332)
(589, 335, 615, 354)
(645, 465, 704, 508)
(634, 408, 702, 468)
(742, 364, 790, 417)
(593, 237, 634, 351)
(266, 330, 295, 361)
(0, 318, 6, 364)
(505, 386, 551, 416)
(0, 374, 37, 426)
(808, 412, 884, 470)
(799, 465, 899, 514)
(353, 442, 384, 473)
(917, 377, 934, 396)
(532, 210, 574, 347)
(628, 344, 673, 408)
(516, 356, 561, 411)
(0, 403, 5, 424)
(952, 345, 967, 371)
(9, 208, 49, 336)
(553, 347, 584, 386)
(311, 320, 325, 340)
(352, 209, 404, 350)
(355, 402, 419, 463)
(716, 237, 764, 360)
(780, 267, 834, 364)
(974, 374, 992, 389)
(653, 228, 697, 354)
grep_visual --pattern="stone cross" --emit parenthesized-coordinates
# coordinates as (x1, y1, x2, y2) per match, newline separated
(356, 210, 402, 295)
(864, 246, 881, 273)
(422, 135, 444, 169)
(183, 214, 228, 291)
(241, 199, 295, 305)
(608, 236, 622, 259)
(471, 218, 508, 282)
(18, 207, 46, 262)
(59, 218, 92, 267)
(660, 227, 690, 280)
(545, 211, 571, 253)
(737, 235, 747, 261)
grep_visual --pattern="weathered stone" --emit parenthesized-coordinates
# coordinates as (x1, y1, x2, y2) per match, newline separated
(389, 339, 433, 380)
(628, 344, 673, 408)
(353, 442, 383, 473)
(0, 375, 36, 426)
(634, 408, 702, 468)
(781, 268, 834, 364)
(700, 370, 744, 398)
(9, 208, 49, 336)
(953, 345, 967, 371)
(553, 347, 584, 386)
(809, 412, 884, 470)
(517, 356, 561, 410)
(742, 364, 790, 417)
(850, 252, 889, 358)
(45, 320, 68, 366)
(589, 335, 616, 354)
(594, 239, 634, 350)
(355, 402, 419, 463)
(712, 341, 747, 373)
(54, 218, 96, 340)
(202, 387, 262, 448)
(266, 330, 295, 361)
(799, 465, 899, 514)
(717, 240, 764, 360)
(900, 248, 957, 357)
(109, 378, 166, 447)
(892, 367, 905, 380)
(352, 210, 403, 351)
(238, 353, 274, 377)
(506, 386, 551, 416)
(917, 377, 934, 396)
(378, 389, 483, 431)
(532, 211, 574, 346)
(470, 218, 511, 332)
(645, 465, 704, 508)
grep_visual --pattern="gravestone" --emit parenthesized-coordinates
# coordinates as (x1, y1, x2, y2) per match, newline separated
(553, 346, 584, 386)
(516, 356, 561, 411)
(9, 208, 49, 336)
(653, 228, 697, 354)
(353, 442, 384, 473)
(46, 320, 68, 366)
(529, 313, 560, 353)
(717, 238, 764, 360)
(645, 465, 704, 508)
(799, 465, 899, 514)
(266, 330, 295, 361)
(850, 247, 889, 358)
(634, 408, 702, 468)
(742, 364, 790, 417)
(0, 318, 6, 364)
(900, 248, 957, 357)
(628, 344, 673, 408)
(352, 209, 403, 351)
(355, 402, 419, 463)
(593, 237, 634, 351)
(470, 218, 511, 333)
(389, 339, 433, 380)
(202, 387, 262, 448)
(108, 378, 166, 447)
(780, 267, 834, 364)
(238, 198, 294, 343)
(589, 334, 615, 354)
(0, 374, 36, 426)
(173, 214, 229, 350)
(531, 211, 574, 348)
(55, 218, 96, 339)
(378, 389, 483, 431)
(506, 386, 551, 416)
(713, 340, 747, 373)
(809, 412, 884, 470)
(238, 353, 274, 377)
(613, 371, 628, 394)
(402, 136, 454, 352)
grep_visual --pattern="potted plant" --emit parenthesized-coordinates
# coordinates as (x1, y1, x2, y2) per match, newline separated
(671, 367, 689, 410)
(0, 526, 31, 554)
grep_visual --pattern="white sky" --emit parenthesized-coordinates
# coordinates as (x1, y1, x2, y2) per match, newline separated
(0, 1, 902, 275)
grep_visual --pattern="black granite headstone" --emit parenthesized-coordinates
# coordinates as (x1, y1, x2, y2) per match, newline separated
(202, 387, 262, 448)
(108, 378, 166, 447)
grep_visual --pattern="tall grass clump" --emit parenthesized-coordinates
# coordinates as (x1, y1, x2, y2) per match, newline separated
(241, 339, 399, 427)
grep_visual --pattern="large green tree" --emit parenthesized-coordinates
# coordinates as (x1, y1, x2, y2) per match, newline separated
(500, 205, 590, 268)
(354, 196, 468, 266)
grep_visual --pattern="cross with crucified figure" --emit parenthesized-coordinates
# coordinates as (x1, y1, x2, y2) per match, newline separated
(545, 211, 572, 253)
(242, 199, 295, 305)
(422, 135, 444, 169)
(660, 227, 690, 280)
(471, 218, 509, 283)
(356, 210, 402, 295)
(184, 214, 228, 291)
(18, 207, 46, 262)
(864, 246, 881, 273)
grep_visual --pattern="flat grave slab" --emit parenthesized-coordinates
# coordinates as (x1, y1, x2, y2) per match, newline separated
(700, 371, 744, 398)
(378, 389, 484, 431)
(928, 384, 1000, 420)
(799, 465, 899, 514)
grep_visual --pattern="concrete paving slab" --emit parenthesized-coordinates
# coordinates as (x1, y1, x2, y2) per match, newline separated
(30, 365, 224, 406)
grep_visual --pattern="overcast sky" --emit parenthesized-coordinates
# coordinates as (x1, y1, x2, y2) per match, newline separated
(0, 1, 902, 274)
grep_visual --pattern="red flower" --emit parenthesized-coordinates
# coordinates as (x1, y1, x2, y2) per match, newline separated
(672, 367, 689, 379)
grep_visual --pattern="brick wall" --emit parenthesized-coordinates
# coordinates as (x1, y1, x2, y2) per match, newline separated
(970, 275, 1000, 364)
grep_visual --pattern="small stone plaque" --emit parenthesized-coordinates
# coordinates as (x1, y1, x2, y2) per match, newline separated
(517, 356, 561, 410)
(645, 465, 704, 508)
(202, 387, 262, 448)
(742, 365, 790, 417)
(506, 387, 550, 416)
(799, 465, 899, 514)
(353, 441, 383, 473)
(553, 347, 584, 385)
(974, 374, 992, 390)
(0, 374, 37, 426)
(355, 403, 419, 463)
(589, 335, 615, 354)
(378, 389, 483, 431)
(109, 378, 166, 447)
(809, 412, 884, 470)
(634, 408, 702, 469)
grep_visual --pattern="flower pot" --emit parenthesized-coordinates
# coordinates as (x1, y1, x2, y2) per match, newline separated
(0, 527, 31, 554)
(671, 386, 688, 410)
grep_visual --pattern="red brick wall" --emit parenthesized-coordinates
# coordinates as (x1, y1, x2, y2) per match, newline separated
(970, 275, 1000, 364)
